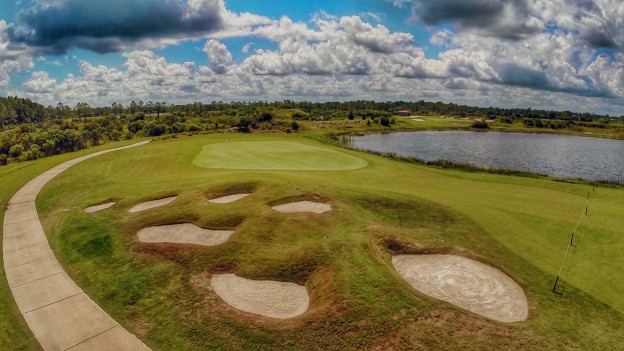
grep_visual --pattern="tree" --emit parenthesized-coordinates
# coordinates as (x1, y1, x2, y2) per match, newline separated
(9, 144, 24, 159)
(129, 101, 138, 114)
(0, 102, 17, 131)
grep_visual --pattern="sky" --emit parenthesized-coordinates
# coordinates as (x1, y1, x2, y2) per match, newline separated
(0, 0, 623, 115)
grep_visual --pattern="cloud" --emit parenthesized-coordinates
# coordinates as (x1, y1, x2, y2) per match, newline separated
(23, 71, 56, 93)
(9, 0, 225, 54)
(16, 47, 624, 115)
(404, 0, 543, 40)
(241, 42, 253, 53)
(6, 4, 624, 115)
(574, 0, 624, 49)
(0, 20, 33, 90)
(203, 39, 233, 74)
(402, 0, 624, 50)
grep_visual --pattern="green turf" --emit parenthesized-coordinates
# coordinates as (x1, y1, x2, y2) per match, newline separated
(192, 140, 368, 170)
(0, 139, 146, 350)
(8, 133, 624, 350)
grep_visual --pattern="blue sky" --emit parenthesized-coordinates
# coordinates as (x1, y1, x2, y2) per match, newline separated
(1, 0, 623, 115)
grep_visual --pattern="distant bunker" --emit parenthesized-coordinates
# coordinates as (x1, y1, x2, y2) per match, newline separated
(393, 255, 528, 323)
(84, 202, 115, 213)
(129, 196, 177, 213)
(272, 201, 331, 214)
(211, 274, 309, 319)
(138, 223, 234, 246)
(193, 141, 367, 171)
(208, 194, 250, 204)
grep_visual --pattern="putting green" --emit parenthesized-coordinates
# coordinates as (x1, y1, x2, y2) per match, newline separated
(193, 141, 367, 170)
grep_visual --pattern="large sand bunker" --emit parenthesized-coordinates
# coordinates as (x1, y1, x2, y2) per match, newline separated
(129, 196, 177, 213)
(84, 202, 115, 213)
(138, 223, 234, 246)
(209, 194, 250, 204)
(211, 274, 309, 319)
(393, 255, 528, 322)
(272, 201, 331, 214)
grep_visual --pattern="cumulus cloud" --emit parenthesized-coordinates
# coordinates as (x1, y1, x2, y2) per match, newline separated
(5, 2, 624, 115)
(17, 47, 624, 115)
(8, 0, 226, 54)
(24, 71, 56, 93)
(0, 20, 33, 90)
(203, 39, 233, 74)
(404, 0, 543, 40)
(401, 0, 624, 50)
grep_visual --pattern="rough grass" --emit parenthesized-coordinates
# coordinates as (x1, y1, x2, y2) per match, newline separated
(10, 133, 624, 350)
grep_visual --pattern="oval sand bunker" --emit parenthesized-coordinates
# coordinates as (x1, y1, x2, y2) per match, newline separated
(272, 201, 331, 214)
(209, 193, 250, 204)
(211, 274, 309, 319)
(393, 255, 528, 322)
(129, 196, 177, 213)
(138, 223, 234, 246)
(84, 201, 115, 213)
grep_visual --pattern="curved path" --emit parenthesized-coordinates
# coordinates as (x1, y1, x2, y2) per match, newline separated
(3, 141, 151, 351)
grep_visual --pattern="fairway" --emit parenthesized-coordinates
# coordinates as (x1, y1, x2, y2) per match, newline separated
(5, 134, 623, 350)
(193, 141, 368, 170)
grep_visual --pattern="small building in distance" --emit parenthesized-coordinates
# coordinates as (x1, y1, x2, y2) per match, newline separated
(397, 110, 411, 116)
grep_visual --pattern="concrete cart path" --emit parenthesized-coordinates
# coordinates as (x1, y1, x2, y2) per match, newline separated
(3, 141, 152, 351)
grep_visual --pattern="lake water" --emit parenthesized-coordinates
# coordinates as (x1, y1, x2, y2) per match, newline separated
(348, 131, 624, 182)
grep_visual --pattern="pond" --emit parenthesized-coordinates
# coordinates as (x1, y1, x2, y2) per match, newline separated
(348, 131, 624, 183)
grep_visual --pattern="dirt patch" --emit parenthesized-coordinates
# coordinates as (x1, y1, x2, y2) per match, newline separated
(129, 196, 177, 213)
(208, 194, 250, 204)
(84, 202, 115, 213)
(392, 255, 528, 323)
(137, 223, 234, 246)
(272, 201, 331, 214)
(210, 274, 309, 319)
(411, 118, 425, 122)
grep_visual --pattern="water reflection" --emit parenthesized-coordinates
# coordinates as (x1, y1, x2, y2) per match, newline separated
(348, 131, 624, 183)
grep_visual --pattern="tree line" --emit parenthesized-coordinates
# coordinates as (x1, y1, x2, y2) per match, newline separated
(0, 95, 621, 166)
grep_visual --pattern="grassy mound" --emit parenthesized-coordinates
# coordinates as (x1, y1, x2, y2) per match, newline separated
(193, 140, 367, 170)
(8, 134, 623, 350)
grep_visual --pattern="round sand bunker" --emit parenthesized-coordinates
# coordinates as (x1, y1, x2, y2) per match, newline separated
(211, 274, 309, 319)
(138, 223, 234, 246)
(272, 201, 331, 214)
(393, 255, 528, 322)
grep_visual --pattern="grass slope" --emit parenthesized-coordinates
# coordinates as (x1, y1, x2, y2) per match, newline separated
(10, 133, 624, 350)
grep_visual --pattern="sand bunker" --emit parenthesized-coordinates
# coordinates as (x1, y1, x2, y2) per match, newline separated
(211, 274, 309, 319)
(272, 201, 331, 214)
(137, 223, 234, 246)
(209, 194, 250, 204)
(84, 202, 115, 213)
(393, 255, 528, 322)
(128, 196, 177, 213)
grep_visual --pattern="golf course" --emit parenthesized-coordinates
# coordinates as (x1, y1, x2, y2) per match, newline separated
(2, 133, 624, 350)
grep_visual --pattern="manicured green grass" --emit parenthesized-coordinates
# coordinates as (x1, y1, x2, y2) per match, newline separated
(14, 133, 624, 350)
(193, 140, 368, 170)
(0, 139, 145, 350)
